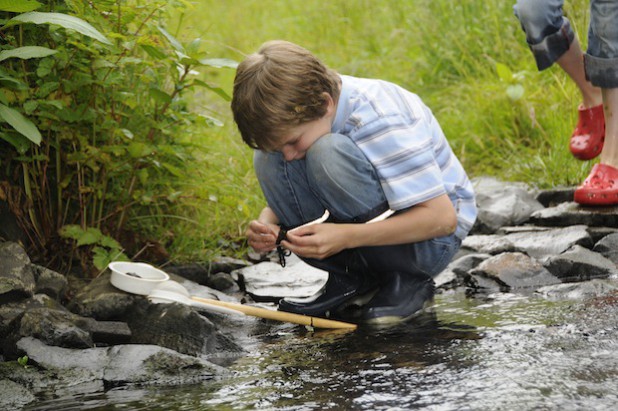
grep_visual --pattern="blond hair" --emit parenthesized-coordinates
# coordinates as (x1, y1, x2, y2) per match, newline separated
(231, 40, 340, 150)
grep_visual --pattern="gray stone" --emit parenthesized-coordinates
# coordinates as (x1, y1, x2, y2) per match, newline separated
(205, 272, 240, 293)
(537, 279, 618, 301)
(0, 378, 36, 409)
(127, 301, 244, 358)
(16, 337, 224, 386)
(542, 245, 618, 282)
(530, 201, 618, 227)
(75, 318, 131, 345)
(503, 225, 593, 259)
(593, 233, 618, 267)
(461, 235, 516, 255)
(3, 306, 93, 358)
(448, 253, 491, 276)
(434, 269, 459, 291)
(471, 177, 543, 234)
(535, 187, 576, 207)
(0, 242, 35, 304)
(33, 265, 68, 301)
(470, 252, 560, 290)
(68, 272, 142, 320)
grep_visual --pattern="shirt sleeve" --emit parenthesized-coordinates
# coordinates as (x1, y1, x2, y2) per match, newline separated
(351, 113, 446, 210)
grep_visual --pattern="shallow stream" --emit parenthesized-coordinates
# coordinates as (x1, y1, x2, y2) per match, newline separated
(24, 287, 618, 410)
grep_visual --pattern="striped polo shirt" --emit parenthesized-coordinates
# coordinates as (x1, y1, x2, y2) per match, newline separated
(331, 75, 477, 240)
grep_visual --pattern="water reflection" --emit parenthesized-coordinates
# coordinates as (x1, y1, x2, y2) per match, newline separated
(23, 289, 618, 410)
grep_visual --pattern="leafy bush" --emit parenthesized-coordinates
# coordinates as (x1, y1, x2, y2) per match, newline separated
(0, 0, 235, 275)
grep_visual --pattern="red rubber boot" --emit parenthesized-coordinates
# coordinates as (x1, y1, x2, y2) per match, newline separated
(569, 104, 605, 160)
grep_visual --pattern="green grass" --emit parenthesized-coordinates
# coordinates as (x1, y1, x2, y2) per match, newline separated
(162, 0, 595, 261)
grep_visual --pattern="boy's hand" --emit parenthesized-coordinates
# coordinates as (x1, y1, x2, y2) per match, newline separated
(282, 223, 349, 259)
(246, 220, 280, 253)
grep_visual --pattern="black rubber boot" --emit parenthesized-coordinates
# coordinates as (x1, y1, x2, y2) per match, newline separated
(278, 250, 378, 318)
(362, 271, 435, 326)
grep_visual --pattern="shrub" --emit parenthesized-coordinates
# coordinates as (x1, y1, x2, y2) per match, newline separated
(0, 0, 235, 275)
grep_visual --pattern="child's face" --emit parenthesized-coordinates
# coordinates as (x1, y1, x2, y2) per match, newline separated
(277, 116, 332, 161)
(276, 93, 336, 161)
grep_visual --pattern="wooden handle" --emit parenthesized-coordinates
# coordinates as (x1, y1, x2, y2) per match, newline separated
(190, 296, 357, 330)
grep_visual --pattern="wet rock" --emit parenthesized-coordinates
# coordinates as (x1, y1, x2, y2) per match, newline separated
(504, 225, 592, 259)
(460, 234, 516, 255)
(127, 302, 244, 358)
(593, 233, 618, 267)
(0, 242, 35, 304)
(530, 201, 618, 227)
(434, 269, 459, 291)
(471, 177, 544, 234)
(449, 253, 491, 276)
(32, 265, 68, 301)
(537, 279, 618, 301)
(535, 187, 576, 207)
(3, 305, 93, 359)
(68, 272, 142, 320)
(462, 226, 592, 259)
(75, 318, 131, 345)
(470, 252, 560, 290)
(206, 272, 240, 293)
(15, 337, 224, 387)
(0, 378, 36, 410)
(542, 245, 618, 282)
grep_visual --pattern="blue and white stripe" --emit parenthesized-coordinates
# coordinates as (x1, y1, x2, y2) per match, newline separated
(331, 75, 477, 239)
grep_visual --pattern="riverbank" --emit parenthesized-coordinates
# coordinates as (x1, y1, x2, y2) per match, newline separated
(1, 177, 617, 409)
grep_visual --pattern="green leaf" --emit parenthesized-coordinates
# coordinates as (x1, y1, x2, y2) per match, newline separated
(506, 84, 525, 101)
(92, 246, 113, 270)
(149, 87, 172, 104)
(99, 235, 122, 250)
(59, 225, 106, 246)
(157, 26, 184, 53)
(0, 46, 57, 63)
(0, 72, 26, 88)
(23, 100, 38, 114)
(495, 62, 513, 82)
(75, 229, 101, 246)
(0, 103, 41, 145)
(193, 79, 231, 101)
(140, 44, 167, 60)
(7, 12, 112, 45)
(197, 58, 238, 69)
(0, 131, 31, 154)
(94, 247, 128, 269)
(0, 0, 42, 12)
(197, 113, 224, 127)
(127, 142, 153, 158)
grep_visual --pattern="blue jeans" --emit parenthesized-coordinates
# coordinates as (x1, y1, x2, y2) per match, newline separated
(514, 0, 618, 87)
(254, 133, 461, 279)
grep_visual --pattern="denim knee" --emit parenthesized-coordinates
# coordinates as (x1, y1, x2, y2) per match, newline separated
(513, 0, 573, 70)
(304, 134, 389, 222)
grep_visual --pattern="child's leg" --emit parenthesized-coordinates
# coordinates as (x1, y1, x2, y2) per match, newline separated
(254, 133, 389, 316)
(514, 0, 604, 160)
(253, 133, 390, 229)
(574, 0, 618, 205)
(360, 235, 461, 325)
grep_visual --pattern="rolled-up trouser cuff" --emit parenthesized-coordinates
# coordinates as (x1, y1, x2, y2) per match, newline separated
(584, 54, 618, 88)
(529, 17, 574, 71)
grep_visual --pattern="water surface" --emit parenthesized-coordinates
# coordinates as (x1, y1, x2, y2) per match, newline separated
(25, 288, 618, 410)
